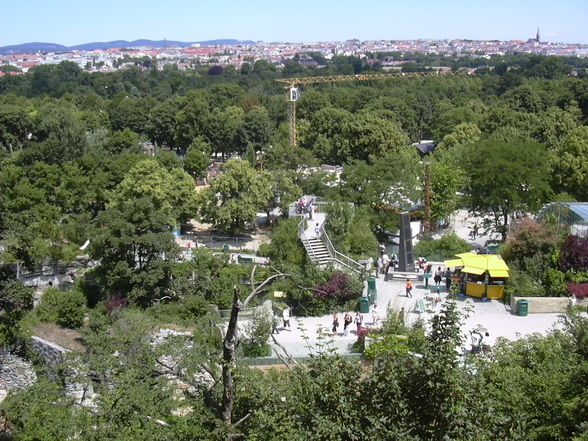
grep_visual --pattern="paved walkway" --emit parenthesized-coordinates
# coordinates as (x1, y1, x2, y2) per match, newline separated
(301, 212, 327, 239)
(267, 277, 564, 358)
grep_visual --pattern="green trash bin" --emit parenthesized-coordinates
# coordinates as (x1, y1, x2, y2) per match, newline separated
(368, 278, 376, 294)
(517, 299, 529, 317)
(359, 296, 370, 313)
(223, 244, 229, 253)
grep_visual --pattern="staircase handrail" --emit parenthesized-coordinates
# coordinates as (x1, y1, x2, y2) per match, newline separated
(319, 225, 365, 275)
(297, 215, 318, 262)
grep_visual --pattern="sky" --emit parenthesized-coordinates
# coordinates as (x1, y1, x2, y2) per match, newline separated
(2, 0, 587, 46)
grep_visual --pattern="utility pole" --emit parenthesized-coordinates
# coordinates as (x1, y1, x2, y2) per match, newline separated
(288, 87, 299, 147)
(423, 161, 433, 234)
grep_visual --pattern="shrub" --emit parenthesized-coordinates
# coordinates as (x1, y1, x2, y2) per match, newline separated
(37, 288, 86, 328)
(414, 233, 471, 261)
(0, 281, 34, 345)
(560, 235, 588, 272)
(241, 308, 274, 357)
(105, 297, 129, 314)
(257, 219, 306, 269)
(506, 268, 545, 300)
(544, 269, 567, 296)
(315, 273, 362, 303)
(567, 283, 588, 299)
(502, 218, 559, 264)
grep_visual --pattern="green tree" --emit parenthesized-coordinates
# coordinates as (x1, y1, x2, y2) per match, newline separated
(173, 93, 210, 150)
(205, 105, 244, 159)
(146, 97, 182, 149)
(550, 126, 588, 200)
(198, 160, 272, 234)
(37, 287, 86, 328)
(414, 233, 472, 261)
(429, 160, 466, 226)
(437, 122, 481, 150)
(184, 145, 211, 181)
(109, 158, 197, 225)
(90, 195, 179, 306)
(240, 106, 274, 153)
(0, 281, 33, 345)
(0, 104, 32, 152)
(465, 141, 552, 242)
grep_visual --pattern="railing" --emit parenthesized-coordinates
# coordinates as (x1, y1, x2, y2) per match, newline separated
(320, 225, 365, 275)
(291, 196, 365, 275)
(288, 197, 335, 217)
(297, 215, 318, 262)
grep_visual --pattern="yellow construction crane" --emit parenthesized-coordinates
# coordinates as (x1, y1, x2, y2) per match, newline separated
(276, 71, 451, 147)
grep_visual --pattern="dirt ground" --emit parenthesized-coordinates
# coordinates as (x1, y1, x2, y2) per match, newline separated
(31, 323, 86, 352)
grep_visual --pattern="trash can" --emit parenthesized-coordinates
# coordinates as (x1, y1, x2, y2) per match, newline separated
(359, 296, 370, 313)
(368, 278, 376, 294)
(517, 299, 529, 317)
(223, 244, 229, 253)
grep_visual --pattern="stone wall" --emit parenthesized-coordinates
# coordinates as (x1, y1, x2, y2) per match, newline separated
(0, 350, 36, 403)
(31, 336, 69, 366)
(511, 296, 588, 314)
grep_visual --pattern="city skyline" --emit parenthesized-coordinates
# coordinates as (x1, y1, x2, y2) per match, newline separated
(2, 0, 588, 46)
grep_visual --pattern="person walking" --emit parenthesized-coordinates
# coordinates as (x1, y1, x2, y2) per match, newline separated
(434, 266, 443, 286)
(282, 307, 291, 331)
(405, 279, 413, 297)
(354, 312, 363, 333)
(376, 257, 383, 278)
(382, 253, 390, 276)
(332, 313, 339, 335)
(444, 268, 453, 292)
(343, 312, 353, 336)
(315, 222, 321, 238)
(272, 315, 280, 334)
(371, 304, 380, 327)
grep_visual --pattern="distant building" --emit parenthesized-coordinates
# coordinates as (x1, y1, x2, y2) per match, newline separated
(538, 202, 588, 238)
(412, 140, 437, 156)
(527, 27, 541, 44)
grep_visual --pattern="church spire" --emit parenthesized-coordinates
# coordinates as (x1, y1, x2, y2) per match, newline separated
(536, 27, 540, 43)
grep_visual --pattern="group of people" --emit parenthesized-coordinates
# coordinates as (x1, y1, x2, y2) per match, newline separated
(376, 253, 399, 277)
(470, 328, 492, 354)
(331, 311, 366, 336)
(295, 198, 316, 220)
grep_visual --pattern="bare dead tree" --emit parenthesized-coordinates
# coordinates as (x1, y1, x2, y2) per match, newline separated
(220, 265, 329, 439)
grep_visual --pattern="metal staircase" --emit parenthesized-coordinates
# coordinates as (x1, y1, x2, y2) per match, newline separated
(293, 198, 366, 276)
(301, 236, 331, 265)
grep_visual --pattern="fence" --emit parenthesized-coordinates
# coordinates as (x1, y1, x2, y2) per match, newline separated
(178, 234, 261, 254)
(243, 352, 363, 366)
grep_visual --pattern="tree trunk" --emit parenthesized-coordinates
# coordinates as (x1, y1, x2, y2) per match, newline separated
(222, 287, 241, 425)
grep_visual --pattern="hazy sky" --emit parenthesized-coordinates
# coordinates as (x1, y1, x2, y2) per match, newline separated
(2, 0, 587, 46)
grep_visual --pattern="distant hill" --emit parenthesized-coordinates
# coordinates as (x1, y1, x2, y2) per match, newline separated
(0, 39, 255, 55)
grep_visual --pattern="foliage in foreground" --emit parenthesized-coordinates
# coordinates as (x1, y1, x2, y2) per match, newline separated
(3, 303, 587, 441)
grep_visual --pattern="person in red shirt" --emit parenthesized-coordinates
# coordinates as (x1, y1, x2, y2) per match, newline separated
(405, 279, 413, 297)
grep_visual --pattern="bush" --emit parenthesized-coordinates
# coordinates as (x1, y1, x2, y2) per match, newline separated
(262, 219, 306, 268)
(567, 283, 588, 299)
(37, 288, 86, 328)
(145, 295, 211, 325)
(241, 308, 274, 357)
(506, 268, 545, 300)
(560, 235, 588, 272)
(414, 233, 471, 261)
(242, 342, 272, 357)
(315, 273, 360, 303)
(0, 281, 34, 346)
